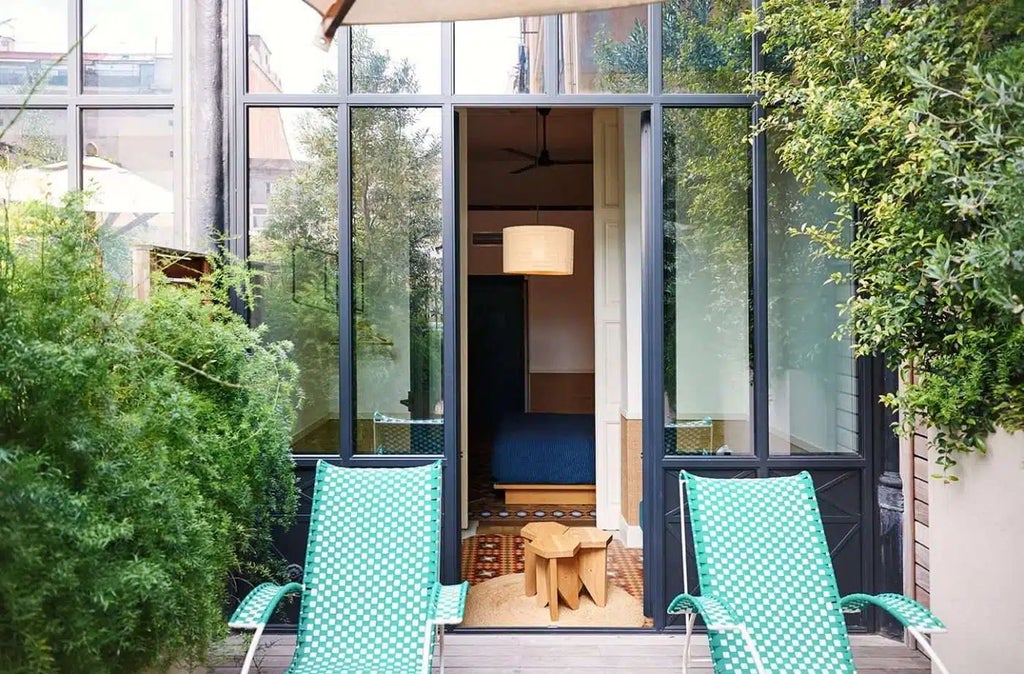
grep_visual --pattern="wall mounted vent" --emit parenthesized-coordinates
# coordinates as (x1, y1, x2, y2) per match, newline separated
(472, 232, 504, 246)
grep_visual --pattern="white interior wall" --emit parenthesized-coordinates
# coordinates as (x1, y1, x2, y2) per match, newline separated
(619, 108, 644, 547)
(593, 108, 624, 531)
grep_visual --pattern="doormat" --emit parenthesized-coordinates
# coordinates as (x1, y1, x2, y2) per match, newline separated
(461, 573, 646, 628)
(461, 534, 644, 601)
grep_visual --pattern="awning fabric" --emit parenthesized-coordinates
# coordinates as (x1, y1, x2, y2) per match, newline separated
(302, 0, 657, 49)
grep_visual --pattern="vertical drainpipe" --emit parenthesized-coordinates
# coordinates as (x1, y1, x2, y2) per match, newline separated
(190, 0, 227, 268)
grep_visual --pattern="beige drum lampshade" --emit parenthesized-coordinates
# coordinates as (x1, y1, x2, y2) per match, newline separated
(502, 225, 574, 276)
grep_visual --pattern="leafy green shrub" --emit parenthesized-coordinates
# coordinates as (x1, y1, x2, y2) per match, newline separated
(757, 0, 1024, 475)
(0, 197, 299, 673)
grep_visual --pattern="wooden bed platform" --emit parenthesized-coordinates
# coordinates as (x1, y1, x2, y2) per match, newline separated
(494, 483, 597, 505)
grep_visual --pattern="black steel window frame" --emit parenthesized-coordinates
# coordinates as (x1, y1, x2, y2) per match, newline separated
(227, 0, 890, 627)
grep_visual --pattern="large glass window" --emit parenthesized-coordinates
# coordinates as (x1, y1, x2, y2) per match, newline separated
(351, 25, 442, 95)
(768, 141, 857, 455)
(662, 0, 750, 93)
(1, 1, 181, 286)
(455, 18, 544, 94)
(562, 7, 649, 93)
(663, 107, 752, 455)
(352, 108, 443, 455)
(247, 0, 337, 94)
(248, 107, 340, 454)
(1, 1, 68, 94)
(83, 0, 173, 94)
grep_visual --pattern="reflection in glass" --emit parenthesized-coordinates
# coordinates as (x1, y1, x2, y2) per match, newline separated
(562, 8, 648, 93)
(352, 108, 443, 455)
(83, 0, 174, 94)
(663, 108, 751, 455)
(247, 0, 337, 94)
(248, 107, 340, 454)
(351, 25, 442, 95)
(455, 18, 543, 94)
(81, 109, 180, 282)
(0, 108, 68, 206)
(1, 1, 68, 93)
(662, 0, 749, 93)
(768, 140, 857, 455)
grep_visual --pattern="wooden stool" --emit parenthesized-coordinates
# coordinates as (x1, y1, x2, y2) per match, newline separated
(566, 527, 613, 607)
(520, 522, 568, 597)
(525, 534, 580, 621)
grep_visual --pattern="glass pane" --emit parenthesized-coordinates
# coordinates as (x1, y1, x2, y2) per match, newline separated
(663, 108, 751, 455)
(1, 1, 68, 93)
(83, 0, 174, 94)
(248, 107, 340, 454)
(662, 0, 750, 93)
(247, 0, 337, 94)
(0, 108, 68, 206)
(455, 18, 543, 94)
(561, 8, 648, 94)
(351, 25, 442, 95)
(768, 139, 857, 455)
(81, 109, 182, 282)
(352, 108, 443, 455)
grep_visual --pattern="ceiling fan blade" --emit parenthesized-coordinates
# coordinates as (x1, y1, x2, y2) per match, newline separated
(501, 147, 537, 160)
(509, 163, 536, 175)
(551, 159, 594, 165)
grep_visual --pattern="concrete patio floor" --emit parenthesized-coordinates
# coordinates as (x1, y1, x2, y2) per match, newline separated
(199, 632, 931, 673)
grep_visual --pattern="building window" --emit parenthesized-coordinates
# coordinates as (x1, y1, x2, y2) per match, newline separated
(0, 0, 183, 283)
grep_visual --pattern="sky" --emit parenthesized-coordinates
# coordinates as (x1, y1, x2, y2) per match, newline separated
(4, 0, 173, 54)
(248, 1, 528, 95)
(246, 2, 529, 160)
(3, 2, 534, 164)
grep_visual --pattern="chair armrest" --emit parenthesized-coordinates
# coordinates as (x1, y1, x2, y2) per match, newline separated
(429, 581, 469, 625)
(229, 582, 303, 630)
(667, 592, 742, 629)
(840, 593, 945, 632)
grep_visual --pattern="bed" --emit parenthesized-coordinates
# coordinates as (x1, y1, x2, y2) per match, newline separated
(490, 412, 596, 505)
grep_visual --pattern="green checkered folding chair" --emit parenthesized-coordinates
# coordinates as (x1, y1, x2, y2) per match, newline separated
(668, 471, 948, 674)
(229, 460, 467, 674)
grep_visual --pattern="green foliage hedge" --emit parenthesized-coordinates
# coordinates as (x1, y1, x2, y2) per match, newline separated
(0, 198, 299, 673)
(758, 0, 1024, 475)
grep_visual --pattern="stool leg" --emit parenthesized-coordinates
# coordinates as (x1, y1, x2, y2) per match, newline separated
(547, 559, 559, 621)
(535, 559, 550, 608)
(557, 557, 580, 610)
(578, 548, 608, 607)
(524, 547, 537, 596)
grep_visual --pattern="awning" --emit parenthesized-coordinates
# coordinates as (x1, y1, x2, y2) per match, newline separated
(302, 0, 658, 49)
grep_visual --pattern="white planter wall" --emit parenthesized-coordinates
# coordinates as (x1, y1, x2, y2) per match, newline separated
(929, 428, 1024, 672)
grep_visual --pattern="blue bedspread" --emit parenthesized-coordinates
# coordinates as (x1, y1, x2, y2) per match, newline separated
(491, 413, 596, 485)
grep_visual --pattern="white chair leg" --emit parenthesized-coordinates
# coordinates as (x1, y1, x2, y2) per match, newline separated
(682, 613, 696, 674)
(238, 624, 265, 674)
(437, 625, 445, 674)
(908, 628, 950, 674)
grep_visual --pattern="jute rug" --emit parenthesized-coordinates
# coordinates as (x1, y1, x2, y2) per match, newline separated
(462, 573, 646, 627)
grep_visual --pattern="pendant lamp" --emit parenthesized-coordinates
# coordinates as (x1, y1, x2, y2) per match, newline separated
(503, 224, 574, 276)
(501, 109, 575, 276)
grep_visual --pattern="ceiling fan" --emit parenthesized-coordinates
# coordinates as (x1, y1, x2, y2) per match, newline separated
(502, 108, 593, 175)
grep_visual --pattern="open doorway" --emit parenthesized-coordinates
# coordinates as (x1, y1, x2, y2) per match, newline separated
(458, 107, 645, 628)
